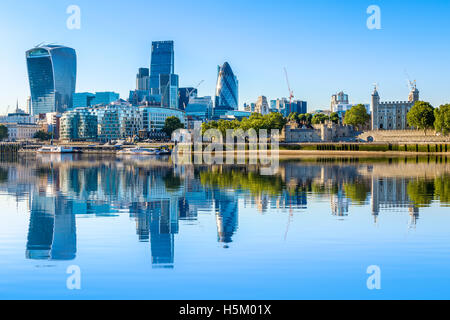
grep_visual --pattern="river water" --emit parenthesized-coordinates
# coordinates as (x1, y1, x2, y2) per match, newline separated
(0, 154, 449, 299)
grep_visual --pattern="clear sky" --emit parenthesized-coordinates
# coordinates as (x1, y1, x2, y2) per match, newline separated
(1, 0, 450, 113)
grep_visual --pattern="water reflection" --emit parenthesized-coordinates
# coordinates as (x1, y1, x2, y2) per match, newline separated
(0, 155, 449, 266)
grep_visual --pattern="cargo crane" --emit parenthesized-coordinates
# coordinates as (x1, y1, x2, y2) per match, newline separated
(284, 67, 294, 115)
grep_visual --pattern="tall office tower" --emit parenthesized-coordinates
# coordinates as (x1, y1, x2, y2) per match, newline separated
(160, 74, 179, 109)
(214, 62, 238, 118)
(149, 41, 175, 95)
(26, 45, 77, 115)
(136, 68, 150, 91)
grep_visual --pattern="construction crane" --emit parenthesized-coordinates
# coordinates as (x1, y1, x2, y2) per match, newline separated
(183, 80, 205, 109)
(404, 70, 416, 91)
(284, 68, 294, 115)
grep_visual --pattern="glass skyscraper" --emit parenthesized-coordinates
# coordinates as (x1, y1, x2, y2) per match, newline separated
(214, 62, 238, 118)
(26, 45, 77, 115)
(149, 41, 175, 95)
(159, 74, 179, 109)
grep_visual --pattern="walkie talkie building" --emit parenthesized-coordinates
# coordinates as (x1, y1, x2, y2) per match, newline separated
(26, 45, 77, 115)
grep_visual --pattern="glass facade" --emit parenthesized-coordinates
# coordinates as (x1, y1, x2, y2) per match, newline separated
(26, 45, 77, 115)
(73, 92, 95, 108)
(140, 106, 185, 132)
(136, 68, 150, 91)
(60, 108, 98, 141)
(91, 92, 120, 106)
(185, 96, 212, 122)
(159, 74, 179, 109)
(150, 41, 175, 95)
(214, 62, 238, 118)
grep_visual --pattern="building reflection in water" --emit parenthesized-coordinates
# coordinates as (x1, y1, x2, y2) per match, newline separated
(0, 156, 447, 265)
(214, 192, 238, 247)
(26, 195, 76, 260)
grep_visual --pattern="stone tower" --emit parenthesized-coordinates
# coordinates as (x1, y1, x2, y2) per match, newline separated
(408, 82, 419, 103)
(371, 85, 380, 130)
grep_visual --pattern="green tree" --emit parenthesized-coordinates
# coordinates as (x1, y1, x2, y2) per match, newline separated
(407, 179, 435, 208)
(434, 104, 450, 135)
(287, 112, 299, 122)
(33, 130, 52, 141)
(311, 113, 329, 125)
(343, 104, 370, 131)
(0, 125, 8, 140)
(330, 112, 340, 124)
(162, 116, 184, 137)
(343, 180, 370, 205)
(407, 101, 435, 133)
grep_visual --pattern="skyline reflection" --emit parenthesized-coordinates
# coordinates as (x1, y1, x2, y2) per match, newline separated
(0, 155, 448, 266)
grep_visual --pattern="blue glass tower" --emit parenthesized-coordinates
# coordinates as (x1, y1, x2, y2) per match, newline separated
(26, 45, 77, 115)
(214, 62, 238, 118)
(150, 41, 175, 95)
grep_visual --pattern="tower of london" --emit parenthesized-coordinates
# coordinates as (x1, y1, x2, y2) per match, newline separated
(371, 83, 420, 130)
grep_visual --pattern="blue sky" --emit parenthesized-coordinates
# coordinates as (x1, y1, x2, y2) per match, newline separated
(1, 0, 450, 113)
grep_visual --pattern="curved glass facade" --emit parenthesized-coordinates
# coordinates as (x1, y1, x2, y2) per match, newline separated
(26, 45, 77, 115)
(214, 62, 238, 116)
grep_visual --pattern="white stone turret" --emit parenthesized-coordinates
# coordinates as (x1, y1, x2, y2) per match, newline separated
(371, 86, 380, 130)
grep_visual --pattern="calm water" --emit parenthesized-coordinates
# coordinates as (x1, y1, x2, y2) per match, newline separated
(0, 154, 449, 300)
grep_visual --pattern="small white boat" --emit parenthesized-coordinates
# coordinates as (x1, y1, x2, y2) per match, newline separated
(117, 147, 159, 156)
(37, 146, 75, 154)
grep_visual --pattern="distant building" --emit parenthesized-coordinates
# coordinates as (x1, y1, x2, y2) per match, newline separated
(179, 87, 197, 111)
(95, 102, 142, 141)
(331, 91, 349, 111)
(91, 92, 120, 106)
(60, 108, 98, 141)
(185, 96, 212, 125)
(5, 123, 40, 141)
(140, 106, 186, 134)
(73, 92, 95, 108)
(275, 98, 307, 116)
(159, 74, 179, 109)
(150, 41, 175, 95)
(371, 84, 419, 130)
(282, 121, 354, 143)
(136, 68, 150, 91)
(0, 104, 35, 125)
(221, 110, 252, 121)
(214, 62, 238, 118)
(73, 92, 120, 108)
(244, 103, 256, 113)
(26, 45, 77, 115)
(255, 96, 270, 115)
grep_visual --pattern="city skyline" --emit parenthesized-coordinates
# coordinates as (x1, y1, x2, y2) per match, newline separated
(2, 1, 450, 113)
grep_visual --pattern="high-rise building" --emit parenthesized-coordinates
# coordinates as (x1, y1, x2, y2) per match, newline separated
(26, 45, 77, 115)
(136, 68, 150, 91)
(160, 74, 179, 109)
(214, 62, 238, 118)
(150, 41, 175, 95)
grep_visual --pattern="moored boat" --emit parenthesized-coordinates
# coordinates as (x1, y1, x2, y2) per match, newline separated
(37, 146, 75, 154)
